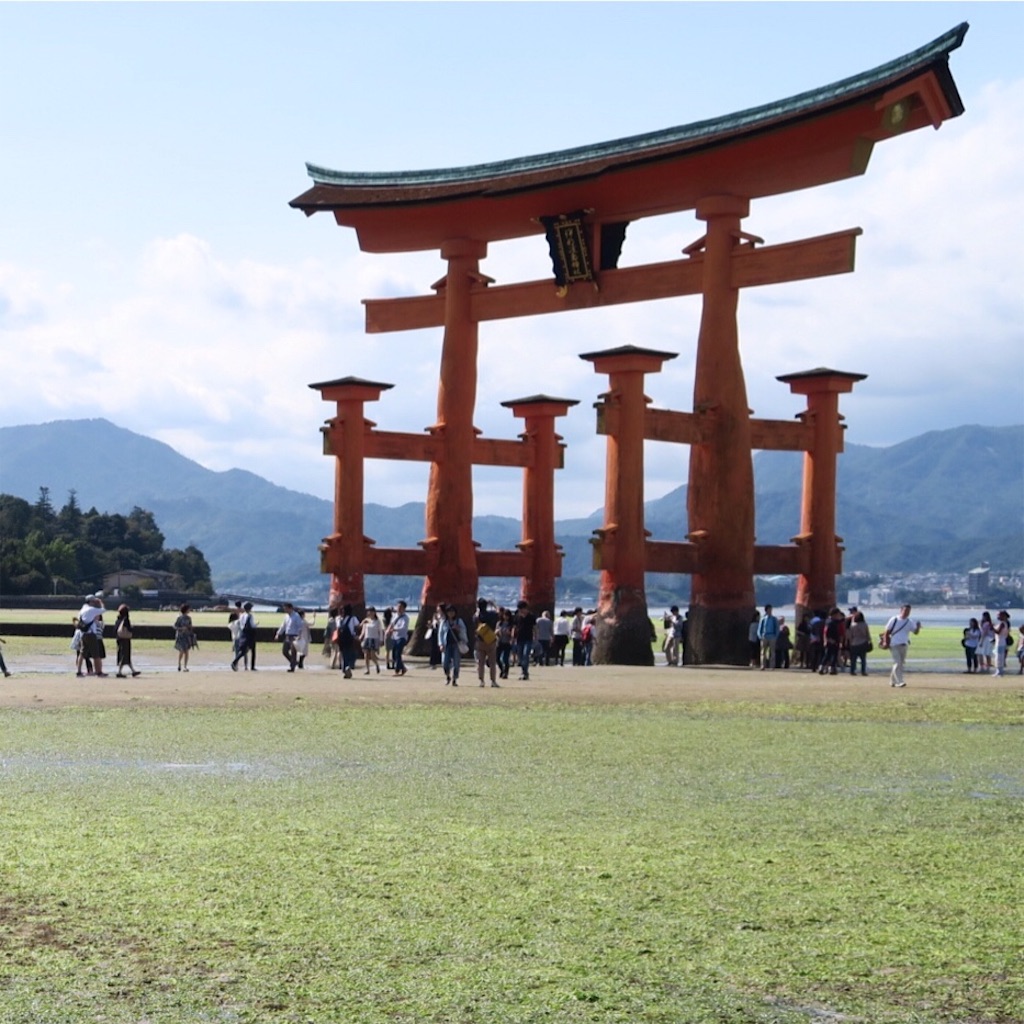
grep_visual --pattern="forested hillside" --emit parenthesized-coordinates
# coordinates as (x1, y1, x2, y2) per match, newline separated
(0, 488, 212, 596)
(1, 419, 1021, 592)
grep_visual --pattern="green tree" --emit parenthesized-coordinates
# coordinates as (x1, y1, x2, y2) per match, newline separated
(162, 545, 213, 590)
(34, 486, 55, 523)
(57, 489, 84, 538)
(0, 494, 212, 596)
(124, 506, 164, 556)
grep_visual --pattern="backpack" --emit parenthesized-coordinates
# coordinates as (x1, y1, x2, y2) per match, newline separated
(476, 622, 496, 645)
(337, 615, 356, 647)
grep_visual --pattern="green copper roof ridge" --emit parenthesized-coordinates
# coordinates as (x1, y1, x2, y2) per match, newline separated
(305, 23, 967, 189)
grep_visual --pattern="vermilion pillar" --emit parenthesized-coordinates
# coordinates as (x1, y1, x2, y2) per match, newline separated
(582, 346, 676, 665)
(778, 368, 867, 625)
(418, 239, 488, 636)
(502, 395, 579, 612)
(309, 376, 393, 612)
(687, 196, 757, 665)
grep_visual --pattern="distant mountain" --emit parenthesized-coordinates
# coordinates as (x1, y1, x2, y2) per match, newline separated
(1, 419, 1021, 592)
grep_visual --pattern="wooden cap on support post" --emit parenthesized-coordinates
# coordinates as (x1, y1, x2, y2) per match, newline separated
(777, 367, 867, 396)
(309, 376, 394, 403)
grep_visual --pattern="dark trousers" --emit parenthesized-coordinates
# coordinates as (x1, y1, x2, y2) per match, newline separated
(497, 643, 512, 678)
(819, 643, 839, 674)
(517, 640, 533, 678)
(281, 637, 297, 669)
(553, 636, 569, 666)
(393, 637, 408, 673)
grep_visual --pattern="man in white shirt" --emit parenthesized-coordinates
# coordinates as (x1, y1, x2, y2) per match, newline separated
(275, 603, 304, 673)
(883, 604, 920, 688)
(78, 595, 107, 677)
(757, 604, 780, 670)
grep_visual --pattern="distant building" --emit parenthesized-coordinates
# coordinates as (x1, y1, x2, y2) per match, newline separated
(102, 569, 182, 595)
(967, 565, 990, 601)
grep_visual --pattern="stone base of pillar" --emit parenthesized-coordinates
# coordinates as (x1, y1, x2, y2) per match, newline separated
(593, 587, 654, 666)
(688, 605, 753, 666)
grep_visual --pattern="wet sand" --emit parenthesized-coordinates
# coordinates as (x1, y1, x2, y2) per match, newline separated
(1, 648, 1017, 710)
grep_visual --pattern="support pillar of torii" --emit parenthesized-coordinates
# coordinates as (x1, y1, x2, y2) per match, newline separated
(309, 374, 575, 631)
(583, 349, 866, 665)
(778, 368, 867, 627)
(580, 346, 677, 665)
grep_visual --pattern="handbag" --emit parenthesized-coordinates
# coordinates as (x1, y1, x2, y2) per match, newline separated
(457, 640, 469, 656)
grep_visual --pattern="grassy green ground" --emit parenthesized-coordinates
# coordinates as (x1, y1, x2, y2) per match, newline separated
(1, 697, 1021, 1023)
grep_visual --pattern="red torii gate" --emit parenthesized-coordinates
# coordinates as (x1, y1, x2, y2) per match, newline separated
(292, 25, 967, 663)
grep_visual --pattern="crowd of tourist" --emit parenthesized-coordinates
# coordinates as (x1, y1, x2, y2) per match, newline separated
(313, 599, 600, 687)
(3, 596, 1021, 681)
(660, 602, 1024, 686)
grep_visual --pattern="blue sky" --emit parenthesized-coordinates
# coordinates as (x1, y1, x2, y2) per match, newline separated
(1, 2, 1021, 519)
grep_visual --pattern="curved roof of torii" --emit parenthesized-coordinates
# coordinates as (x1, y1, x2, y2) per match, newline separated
(290, 24, 967, 253)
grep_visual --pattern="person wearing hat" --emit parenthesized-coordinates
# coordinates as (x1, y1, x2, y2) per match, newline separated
(78, 595, 108, 677)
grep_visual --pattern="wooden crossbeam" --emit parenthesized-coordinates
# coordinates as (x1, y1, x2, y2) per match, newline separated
(363, 546, 433, 575)
(749, 417, 814, 452)
(731, 229, 861, 289)
(753, 544, 811, 575)
(363, 229, 861, 334)
(643, 409, 707, 445)
(599, 408, 814, 453)
(645, 540, 702, 575)
(363, 431, 442, 462)
(472, 437, 532, 469)
(476, 550, 531, 577)
(361, 431, 537, 467)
